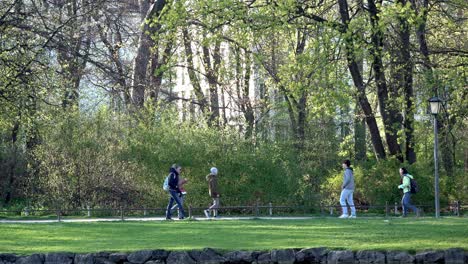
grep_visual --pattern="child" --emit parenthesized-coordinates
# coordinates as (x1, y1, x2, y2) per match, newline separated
(204, 167, 220, 218)
(171, 178, 188, 214)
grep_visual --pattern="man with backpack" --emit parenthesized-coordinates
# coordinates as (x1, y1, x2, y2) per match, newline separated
(398, 167, 418, 217)
(164, 164, 185, 220)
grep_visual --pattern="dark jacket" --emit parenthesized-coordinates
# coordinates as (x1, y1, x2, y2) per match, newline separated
(168, 168, 180, 192)
(206, 173, 219, 198)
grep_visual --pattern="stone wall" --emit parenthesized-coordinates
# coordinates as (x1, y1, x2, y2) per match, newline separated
(0, 248, 466, 264)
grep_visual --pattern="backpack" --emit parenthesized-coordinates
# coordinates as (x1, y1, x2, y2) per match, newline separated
(162, 174, 170, 191)
(407, 176, 418, 194)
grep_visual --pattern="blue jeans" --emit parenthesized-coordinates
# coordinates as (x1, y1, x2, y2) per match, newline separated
(340, 189, 356, 216)
(171, 193, 185, 212)
(401, 192, 417, 216)
(166, 190, 185, 219)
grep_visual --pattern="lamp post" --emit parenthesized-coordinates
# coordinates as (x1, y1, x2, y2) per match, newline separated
(429, 96, 442, 218)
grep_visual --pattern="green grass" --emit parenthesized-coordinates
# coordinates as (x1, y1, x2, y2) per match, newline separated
(0, 217, 467, 255)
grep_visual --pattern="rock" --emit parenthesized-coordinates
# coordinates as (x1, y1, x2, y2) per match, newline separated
(151, 250, 169, 262)
(223, 251, 255, 263)
(127, 250, 154, 264)
(74, 254, 95, 264)
(295, 247, 327, 263)
(355, 250, 385, 263)
(166, 251, 196, 264)
(44, 253, 74, 264)
(6, 248, 465, 264)
(0, 254, 16, 263)
(444, 248, 465, 264)
(95, 258, 116, 264)
(16, 254, 44, 264)
(93, 252, 111, 259)
(189, 248, 225, 264)
(109, 253, 128, 264)
(253, 252, 271, 264)
(386, 251, 415, 264)
(270, 249, 295, 264)
(327, 250, 354, 264)
(414, 251, 444, 263)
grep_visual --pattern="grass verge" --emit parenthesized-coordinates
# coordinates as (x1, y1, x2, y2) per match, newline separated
(0, 217, 467, 255)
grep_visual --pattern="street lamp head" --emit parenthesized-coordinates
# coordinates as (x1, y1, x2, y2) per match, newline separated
(428, 96, 442, 115)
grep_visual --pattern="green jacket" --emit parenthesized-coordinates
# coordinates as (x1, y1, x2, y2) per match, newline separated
(398, 174, 413, 193)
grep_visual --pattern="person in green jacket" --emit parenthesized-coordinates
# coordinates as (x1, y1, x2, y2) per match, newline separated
(398, 167, 418, 217)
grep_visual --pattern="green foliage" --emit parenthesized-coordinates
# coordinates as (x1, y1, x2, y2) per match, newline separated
(33, 107, 148, 209)
(23, 106, 305, 209)
(320, 157, 461, 211)
(124, 107, 303, 208)
(1, 0, 466, 214)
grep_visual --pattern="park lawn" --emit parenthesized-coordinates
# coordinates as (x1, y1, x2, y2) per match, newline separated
(0, 217, 467, 255)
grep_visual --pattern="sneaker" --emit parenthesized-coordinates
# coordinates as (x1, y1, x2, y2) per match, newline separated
(203, 209, 210, 218)
(165, 217, 173, 220)
(338, 214, 349, 219)
(178, 217, 185, 220)
(348, 215, 356, 219)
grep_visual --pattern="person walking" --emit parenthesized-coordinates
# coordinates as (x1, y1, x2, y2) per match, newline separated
(165, 164, 185, 220)
(398, 167, 418, 217)
(204, 167, 220, 219)
(339, 160, 356, 218)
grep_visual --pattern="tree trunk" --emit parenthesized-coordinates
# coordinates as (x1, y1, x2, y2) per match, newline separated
(3, 121, 19, 205)
(202, 41, 221, 126)
(354, 49, 367, 161)
(410, 0, 454, 172)
(182, 27, 208, 115)
(131, 0, 166, 108)
(243, 51, 254, 139)
(234, 46, 255, 139)
(94, 19, 129, 108)
(354, 104, 367, 161)
(367, 0, 403, 161)
(149, 43, 172, 103)
(338, 0, 386, 160)
(58, 0, 92, 108)
(396, 0, 416, 164)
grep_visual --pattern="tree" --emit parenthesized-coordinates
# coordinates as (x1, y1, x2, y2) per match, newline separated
(131, 0, 167, 108)
(338, 0, 387, 159)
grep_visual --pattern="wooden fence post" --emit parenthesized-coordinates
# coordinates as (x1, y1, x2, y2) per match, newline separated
(255, 200, 259, 217)
(57, 209, 61, 222)
(385, 201, 389, 218)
